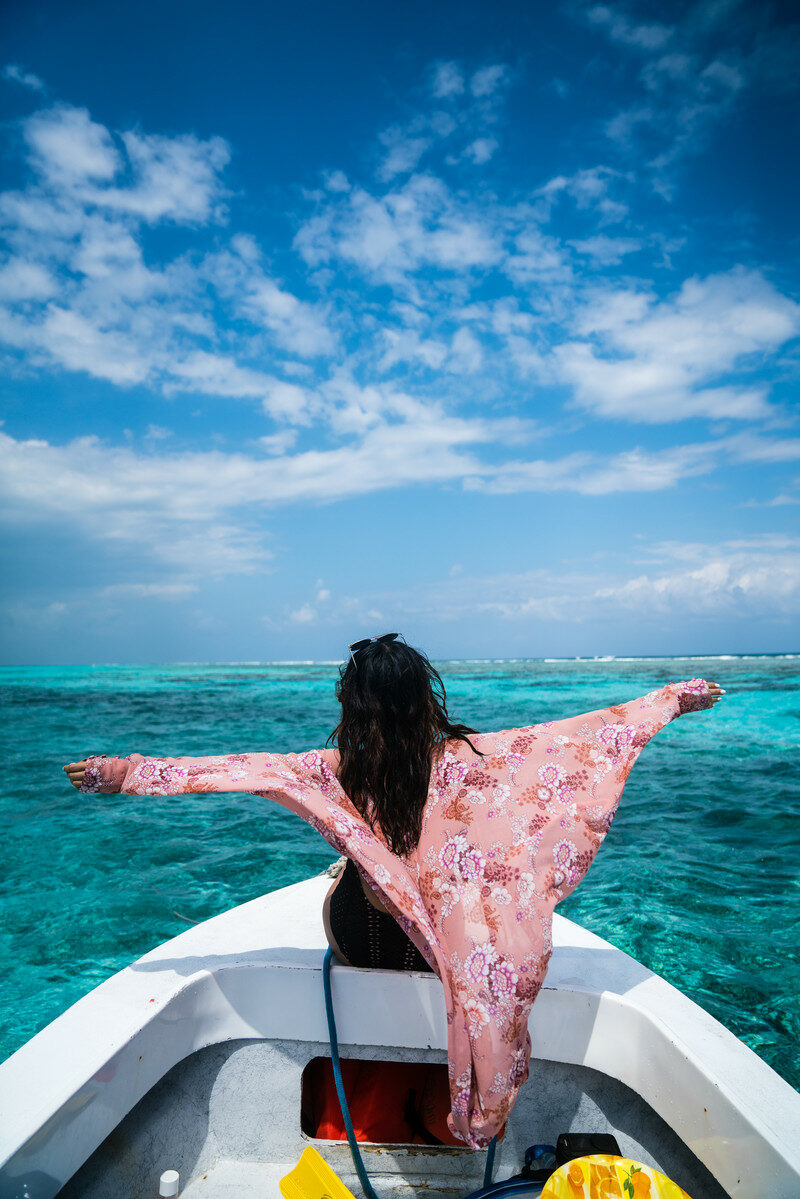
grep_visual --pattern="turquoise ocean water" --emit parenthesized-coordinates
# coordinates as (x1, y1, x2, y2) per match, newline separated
(1, 656, 798, 1090)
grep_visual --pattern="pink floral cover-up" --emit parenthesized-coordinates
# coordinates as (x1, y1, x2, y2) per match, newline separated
(80, 677, 714, 1148)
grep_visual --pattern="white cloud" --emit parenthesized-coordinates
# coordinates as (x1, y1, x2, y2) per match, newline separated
(257, 429, 299, 455)
(69, 219, 162, 294)
(0, 410, 507, 576)
(0, 581, 202, 638)
(24, 105, 120, 182)
(7, 417, 797, 581)
(165, 351, 312, 422)
(584, 3, 792, 182)
(324, 169, 351, 193)
(470, 440, 718, 495)
(472, 430, 800, 497)
(288, 581, 331, 624)
(431, 62, 465, 99)
(537, 166, 629, 224)
(0, 258, 56, 301)
(104, 129, 230, 223)
(605, 104, 655, 148)
(553, 268, 800, 423)
(296, 61, 513, 284)
(357, 534, 800, 626)
(589, 536, 800, 619)
(377, 327, 449, 372)
(295, 173, 504, 285)
(723, 431, 800, 464)
(447, 326, 483, 373)
(463, 137, 498, 165)
(0, 409, 725, 595)
(3, 64, 45, 92)
(470, 65, 509, 97)
(567, 235, 642, 264)
(205, 239, 335, 357)
(144, 424, 172, 441)
(37, 306, 151, 385)
(647, 59, 745, 180)
(101, 582, 198, 599)
(290, 603, 317, 623)
(0, 101, 335, 411)
(586, 6, 673, 50)
(377, 130, 432, 181)
(358, 59, 510, 189)
(641, 53, 694, 89)
(505, 228, 572, 285)
(0, 429, 272, 576)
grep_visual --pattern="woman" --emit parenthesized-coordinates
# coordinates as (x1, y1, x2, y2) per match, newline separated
(64, 636, 724, 1148)
(321, 634, 484, 972)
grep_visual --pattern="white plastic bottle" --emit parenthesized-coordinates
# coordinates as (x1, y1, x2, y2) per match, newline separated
(159, 1170, 180, 1197)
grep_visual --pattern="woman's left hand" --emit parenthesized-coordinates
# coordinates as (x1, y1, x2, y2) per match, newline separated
(63, 760, 88, 789)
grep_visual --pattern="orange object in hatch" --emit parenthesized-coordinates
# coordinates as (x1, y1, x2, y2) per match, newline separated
(301, 1057, 466, 1145)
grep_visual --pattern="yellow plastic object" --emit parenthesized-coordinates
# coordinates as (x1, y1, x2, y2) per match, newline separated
(541, 1155, 692, 1199)
(279, 1145, 358, 1199)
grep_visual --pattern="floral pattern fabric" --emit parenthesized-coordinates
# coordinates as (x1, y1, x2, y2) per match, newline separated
(80, 677, 713, 1148)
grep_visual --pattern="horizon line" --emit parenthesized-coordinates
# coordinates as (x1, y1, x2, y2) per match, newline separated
(2, 651, 799, 669)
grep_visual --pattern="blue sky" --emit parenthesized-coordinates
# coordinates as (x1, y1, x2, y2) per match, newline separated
(1, 0, 799, 664)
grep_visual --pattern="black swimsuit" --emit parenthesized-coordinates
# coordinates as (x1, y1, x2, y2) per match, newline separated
(328, 858, 433, 973)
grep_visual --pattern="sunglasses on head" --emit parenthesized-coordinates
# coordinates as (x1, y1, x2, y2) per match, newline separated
(348, 632, 400, 667)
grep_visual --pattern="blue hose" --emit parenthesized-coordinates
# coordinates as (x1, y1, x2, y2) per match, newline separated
(483, 1130, 496, 1187)
(321, 948, 543, 1199)
(322, 947, 381, 1199)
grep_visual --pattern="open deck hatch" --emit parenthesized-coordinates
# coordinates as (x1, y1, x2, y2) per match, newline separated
(300, 1056, 466, 1148)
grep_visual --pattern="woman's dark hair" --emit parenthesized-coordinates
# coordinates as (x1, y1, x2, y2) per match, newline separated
(327, 639, 482, 857)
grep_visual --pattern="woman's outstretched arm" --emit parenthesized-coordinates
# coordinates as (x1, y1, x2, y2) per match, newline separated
(569, 677, 724, 735)
(536, 677, 726, 908)
(63, 748, 338, 795)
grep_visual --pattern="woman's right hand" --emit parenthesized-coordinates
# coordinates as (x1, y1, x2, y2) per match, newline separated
(674, 679, 726, 714)
(63, 753, 107, 789)
(63, 759, 89, 789)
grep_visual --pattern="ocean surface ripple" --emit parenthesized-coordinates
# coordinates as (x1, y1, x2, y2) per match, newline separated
(1, 656, 798, 1091)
